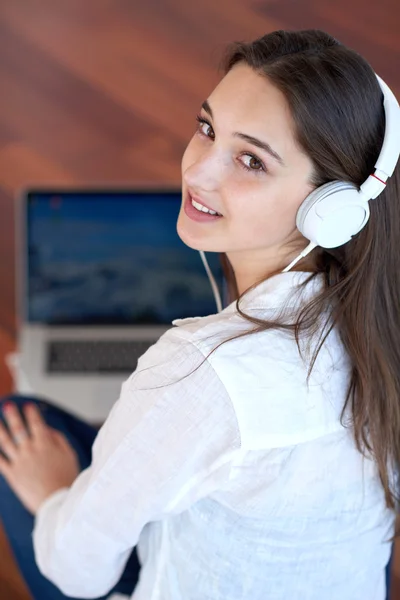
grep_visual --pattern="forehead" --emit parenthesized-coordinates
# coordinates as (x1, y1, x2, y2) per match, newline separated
(207, 63, 301, 158)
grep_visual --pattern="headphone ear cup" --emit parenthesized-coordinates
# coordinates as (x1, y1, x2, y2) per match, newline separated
(296, 181, 370, 248)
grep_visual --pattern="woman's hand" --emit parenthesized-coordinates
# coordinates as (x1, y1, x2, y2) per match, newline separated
(0, 402, 80, 515)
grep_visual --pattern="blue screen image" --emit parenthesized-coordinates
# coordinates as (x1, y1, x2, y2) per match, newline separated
(27, 191, 226, 325)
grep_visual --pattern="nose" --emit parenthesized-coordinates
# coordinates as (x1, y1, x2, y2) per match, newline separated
(183, 146, 228, 191)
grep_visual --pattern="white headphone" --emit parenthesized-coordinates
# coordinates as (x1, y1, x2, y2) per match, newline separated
(200, 73, 400, 311)
(282, 73, 400, 272)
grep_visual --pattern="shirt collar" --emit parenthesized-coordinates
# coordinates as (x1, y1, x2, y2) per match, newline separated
(222, 270, 325, 315)
(172, 271, 325, 327)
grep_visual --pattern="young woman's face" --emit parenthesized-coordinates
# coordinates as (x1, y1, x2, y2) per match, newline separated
(177, 63, 316, 281)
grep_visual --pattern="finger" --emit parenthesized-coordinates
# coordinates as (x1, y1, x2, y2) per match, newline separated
(49, 428, 64, 443)
(23, 403, 47, 440)
(0, 453, 12, 479)
(49, 429, 73, 451)
(2, 403, 30, 446)
(0, 420, 18, 461)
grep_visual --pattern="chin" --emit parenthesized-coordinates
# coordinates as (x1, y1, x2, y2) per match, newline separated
(176, 222, 206, 251)
(176, 215, 220, 253)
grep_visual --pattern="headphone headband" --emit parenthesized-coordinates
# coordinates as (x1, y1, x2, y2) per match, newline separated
(284, 72, 400, 267)
(360, 75, 400, 201)
(374, 75, 400, 178)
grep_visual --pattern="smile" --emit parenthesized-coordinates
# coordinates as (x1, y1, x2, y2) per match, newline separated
(191, 198, 222, 216)
(184, 193, 223, 223)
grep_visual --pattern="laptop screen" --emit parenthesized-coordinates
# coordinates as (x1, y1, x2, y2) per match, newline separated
(25, 190, 227, 325)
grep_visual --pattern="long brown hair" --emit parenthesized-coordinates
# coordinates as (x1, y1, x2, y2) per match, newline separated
(147, 30, 400, 534)
(217, 29, 400, 527)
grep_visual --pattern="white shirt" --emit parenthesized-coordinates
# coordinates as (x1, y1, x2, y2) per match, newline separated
(33, 270, 395, 600)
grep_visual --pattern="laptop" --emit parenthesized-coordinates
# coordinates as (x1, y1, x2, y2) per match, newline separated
(16, 189, 227, 423)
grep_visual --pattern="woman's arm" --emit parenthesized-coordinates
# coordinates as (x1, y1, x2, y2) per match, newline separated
(33, 328, 241, 598)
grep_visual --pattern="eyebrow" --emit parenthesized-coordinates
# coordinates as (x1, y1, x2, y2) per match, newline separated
(201, 100, 286, 167)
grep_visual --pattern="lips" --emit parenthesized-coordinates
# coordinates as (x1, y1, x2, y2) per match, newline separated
(187, 190, 222, 216)
(184, 192, 223, 222)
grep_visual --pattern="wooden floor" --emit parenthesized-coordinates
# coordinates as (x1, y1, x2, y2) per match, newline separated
(0, 1, 399, 598)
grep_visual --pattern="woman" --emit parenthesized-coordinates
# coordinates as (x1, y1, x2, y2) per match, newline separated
(0, 29, 399, 600)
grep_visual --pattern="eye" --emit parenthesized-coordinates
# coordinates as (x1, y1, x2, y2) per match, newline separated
(196, 115, 215, 140)
(240, 152, 266, 173)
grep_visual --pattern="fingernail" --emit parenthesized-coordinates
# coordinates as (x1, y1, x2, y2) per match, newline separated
(2, 401, 13, 411)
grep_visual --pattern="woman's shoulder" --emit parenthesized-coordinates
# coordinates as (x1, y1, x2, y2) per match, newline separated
(169, 271, 328, 351)
(168, 304, 351, 451)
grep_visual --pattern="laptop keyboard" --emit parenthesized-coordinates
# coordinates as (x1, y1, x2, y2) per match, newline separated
(47, 339, 155, 373)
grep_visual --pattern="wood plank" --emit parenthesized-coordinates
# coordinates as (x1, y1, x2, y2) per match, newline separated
(0, 21, 176, 184)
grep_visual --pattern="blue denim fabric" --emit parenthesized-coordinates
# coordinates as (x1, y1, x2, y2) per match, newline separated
(0, 395, 140, 600)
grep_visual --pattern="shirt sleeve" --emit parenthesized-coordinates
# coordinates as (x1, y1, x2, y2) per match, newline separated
(32, 327, 241, 598)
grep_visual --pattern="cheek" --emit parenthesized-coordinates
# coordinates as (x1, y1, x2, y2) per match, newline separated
(228, 186, 300, 245)
(242, 210, 282, 245)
